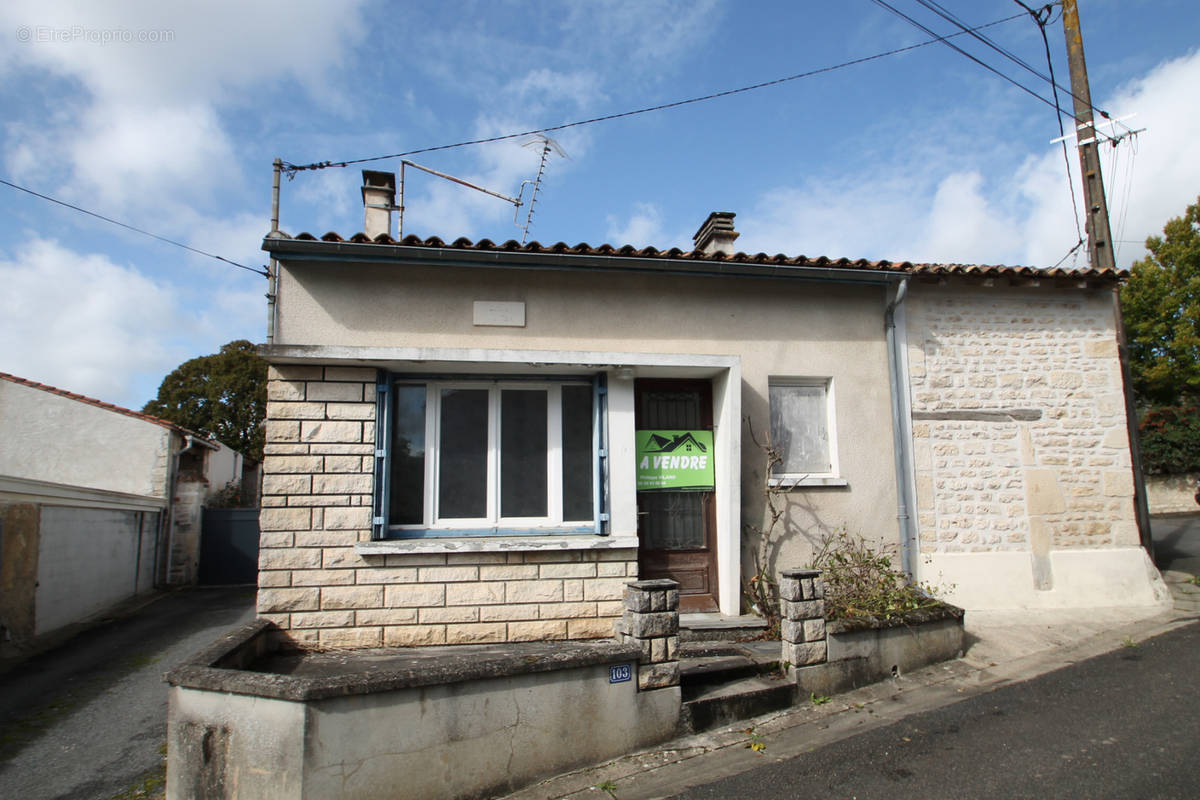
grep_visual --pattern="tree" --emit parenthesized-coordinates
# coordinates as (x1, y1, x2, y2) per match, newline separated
(143, 340, 268, 460)
(1121, 196, 1200, 405)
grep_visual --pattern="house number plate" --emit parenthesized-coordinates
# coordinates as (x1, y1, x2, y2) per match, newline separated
(609, 664, 632, 684)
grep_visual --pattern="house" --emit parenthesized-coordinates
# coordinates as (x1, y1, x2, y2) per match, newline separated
(253, 172, 1165, 650)
(0, 373, 249, 651)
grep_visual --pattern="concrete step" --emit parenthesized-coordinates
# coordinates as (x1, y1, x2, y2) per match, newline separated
(679, 613, 768, 642)
(680, 675, 796, 734)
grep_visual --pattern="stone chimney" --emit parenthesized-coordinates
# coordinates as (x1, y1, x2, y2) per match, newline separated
(692, 211, 739, 255)
(361, 170, 397, 239)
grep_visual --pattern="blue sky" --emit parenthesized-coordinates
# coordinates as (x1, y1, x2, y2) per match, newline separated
(2, 0, 1198, 411)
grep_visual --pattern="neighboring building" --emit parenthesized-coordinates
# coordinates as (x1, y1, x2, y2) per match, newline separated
(253, 174, 1165, 650)
(0, 373, 248, 651)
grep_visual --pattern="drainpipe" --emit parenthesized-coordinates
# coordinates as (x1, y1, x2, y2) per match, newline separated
(885, 279, 918, 580)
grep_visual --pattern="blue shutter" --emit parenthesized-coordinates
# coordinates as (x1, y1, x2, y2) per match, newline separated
(372, 373, 392, 539)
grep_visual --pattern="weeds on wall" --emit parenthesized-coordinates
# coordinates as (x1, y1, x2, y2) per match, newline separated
(807, 528, 944, 622)
(743, 417, 947, 629)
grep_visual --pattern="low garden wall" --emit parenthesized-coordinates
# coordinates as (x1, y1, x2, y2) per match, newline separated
(1145, 473, 1200, 515)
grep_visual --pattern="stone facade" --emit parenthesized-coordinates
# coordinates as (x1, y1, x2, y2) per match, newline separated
(906, 287, 1138, 556)
(257, 364, 635, 648)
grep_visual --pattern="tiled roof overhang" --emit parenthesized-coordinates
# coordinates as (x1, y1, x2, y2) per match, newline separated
(262, 231, 1127, 286)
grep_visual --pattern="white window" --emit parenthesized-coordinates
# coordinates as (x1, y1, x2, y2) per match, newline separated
(377, 378, 598, 536)
(767, 377, 843, 486)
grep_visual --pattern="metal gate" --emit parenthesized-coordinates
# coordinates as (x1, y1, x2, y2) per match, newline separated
(199, 508, 260, 585)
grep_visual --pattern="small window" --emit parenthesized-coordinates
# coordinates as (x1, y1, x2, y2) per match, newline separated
(378, 378, 599, 536)
(768, 378, 841, 485)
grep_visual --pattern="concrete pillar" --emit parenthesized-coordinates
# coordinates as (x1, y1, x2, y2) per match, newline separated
(618, 579, 680, 690)
(780, 568, 827, 667)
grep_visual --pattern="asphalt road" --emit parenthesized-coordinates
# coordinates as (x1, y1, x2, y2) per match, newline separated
(671, 619, 1200, 800)
(0, 586, 255, 800)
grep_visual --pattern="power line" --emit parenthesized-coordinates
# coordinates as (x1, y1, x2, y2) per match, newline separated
(917, 0, 1126, 142)
(0, 178, 268, 277)
(281, 11, 1026, 175)
(1020, 0, 1084, 245)
(868, 0, 1065, 114)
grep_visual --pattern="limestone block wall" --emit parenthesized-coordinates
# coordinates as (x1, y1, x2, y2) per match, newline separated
(906, 286, 1138, 559)
(257, 364, 633, 648)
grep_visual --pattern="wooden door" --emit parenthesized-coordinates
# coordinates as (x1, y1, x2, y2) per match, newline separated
(635, 379, 718, 612)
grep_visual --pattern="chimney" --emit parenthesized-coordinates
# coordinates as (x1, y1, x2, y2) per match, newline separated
(692, 211, 739, 255)
(361, 170, 397, 239)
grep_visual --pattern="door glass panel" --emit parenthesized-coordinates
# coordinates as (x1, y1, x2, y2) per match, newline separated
(561, 385, 594, 521)
(500, 389, 547, 518)
(438, 388, 488, 519)
(639, 491, 706, 549)
(389, 384, 426, 525)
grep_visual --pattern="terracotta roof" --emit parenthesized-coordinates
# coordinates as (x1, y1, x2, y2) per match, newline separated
(0, 371, 215, 443)
(265, 231, 1127, 281)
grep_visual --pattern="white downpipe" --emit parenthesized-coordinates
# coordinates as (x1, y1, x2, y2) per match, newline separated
(885, 280, 919, 579)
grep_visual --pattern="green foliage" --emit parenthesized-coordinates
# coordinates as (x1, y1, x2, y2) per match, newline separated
(143, 340, 267, 460)
(1137, 404, 1200, 474)
(594, 779, 619, 798)
(1121, 196, 1200, 405)
(810, 692, 831, 706)
(807, 529, 943, 622)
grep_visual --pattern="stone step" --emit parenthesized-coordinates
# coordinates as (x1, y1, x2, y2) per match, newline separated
(679, 613, 768, 643)
(680, 675, 796, 734)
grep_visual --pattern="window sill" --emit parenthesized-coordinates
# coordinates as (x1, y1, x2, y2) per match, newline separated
(356, 534, 640, 556)
(768, 475, 848, 489)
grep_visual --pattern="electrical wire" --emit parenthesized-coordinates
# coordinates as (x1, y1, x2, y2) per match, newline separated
(0, 177, 268, 277)
(282, 11, 1026, 175)
(920, 0, 1123, 140)
(1021, 0, 1084, 246)
(868, 0, 1064, 115)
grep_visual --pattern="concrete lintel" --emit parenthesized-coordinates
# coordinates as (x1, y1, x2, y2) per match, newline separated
(259, 343, 740, 377)
(912, 409, 1042, 422)
(356, 535, 639, 555)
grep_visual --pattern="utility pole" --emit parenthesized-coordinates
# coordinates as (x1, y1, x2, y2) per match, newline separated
(1061, 0, 1114, 271)
(1062, 1, 1153, 553)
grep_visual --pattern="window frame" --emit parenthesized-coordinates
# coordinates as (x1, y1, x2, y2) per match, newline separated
(373, 373, 607, 538)
(766, 376, 845, 488)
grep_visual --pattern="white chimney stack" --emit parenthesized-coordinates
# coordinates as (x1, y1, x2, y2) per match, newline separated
(692, 211, 739, 255)
(361, 170, 397, 239)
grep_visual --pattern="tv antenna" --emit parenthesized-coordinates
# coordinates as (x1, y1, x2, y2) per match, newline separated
(519, 135, 568, 244)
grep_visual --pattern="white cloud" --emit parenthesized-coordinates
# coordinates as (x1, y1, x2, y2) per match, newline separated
(606, 202, 686, 249)
(0, 0, 368, 214)
(0, 239, 190, 407)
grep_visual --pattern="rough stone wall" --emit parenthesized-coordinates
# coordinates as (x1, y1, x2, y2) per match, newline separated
(258, 364, 633, 648)
(906, 286, 1137, 557)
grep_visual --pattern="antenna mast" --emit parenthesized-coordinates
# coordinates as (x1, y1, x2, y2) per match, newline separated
(520, 136, 567, 244)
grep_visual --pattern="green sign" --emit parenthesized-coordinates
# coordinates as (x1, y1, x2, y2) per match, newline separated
(636, 430, 715, 490)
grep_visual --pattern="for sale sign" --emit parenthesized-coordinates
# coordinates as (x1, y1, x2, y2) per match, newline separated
(635, 430, 715, 490)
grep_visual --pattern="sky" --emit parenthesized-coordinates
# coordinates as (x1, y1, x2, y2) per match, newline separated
(1, 0, 1198, 411)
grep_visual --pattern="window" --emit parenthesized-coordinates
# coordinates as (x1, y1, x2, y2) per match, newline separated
(375, 377, 602, 537)
(768, 378, 842, 486)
